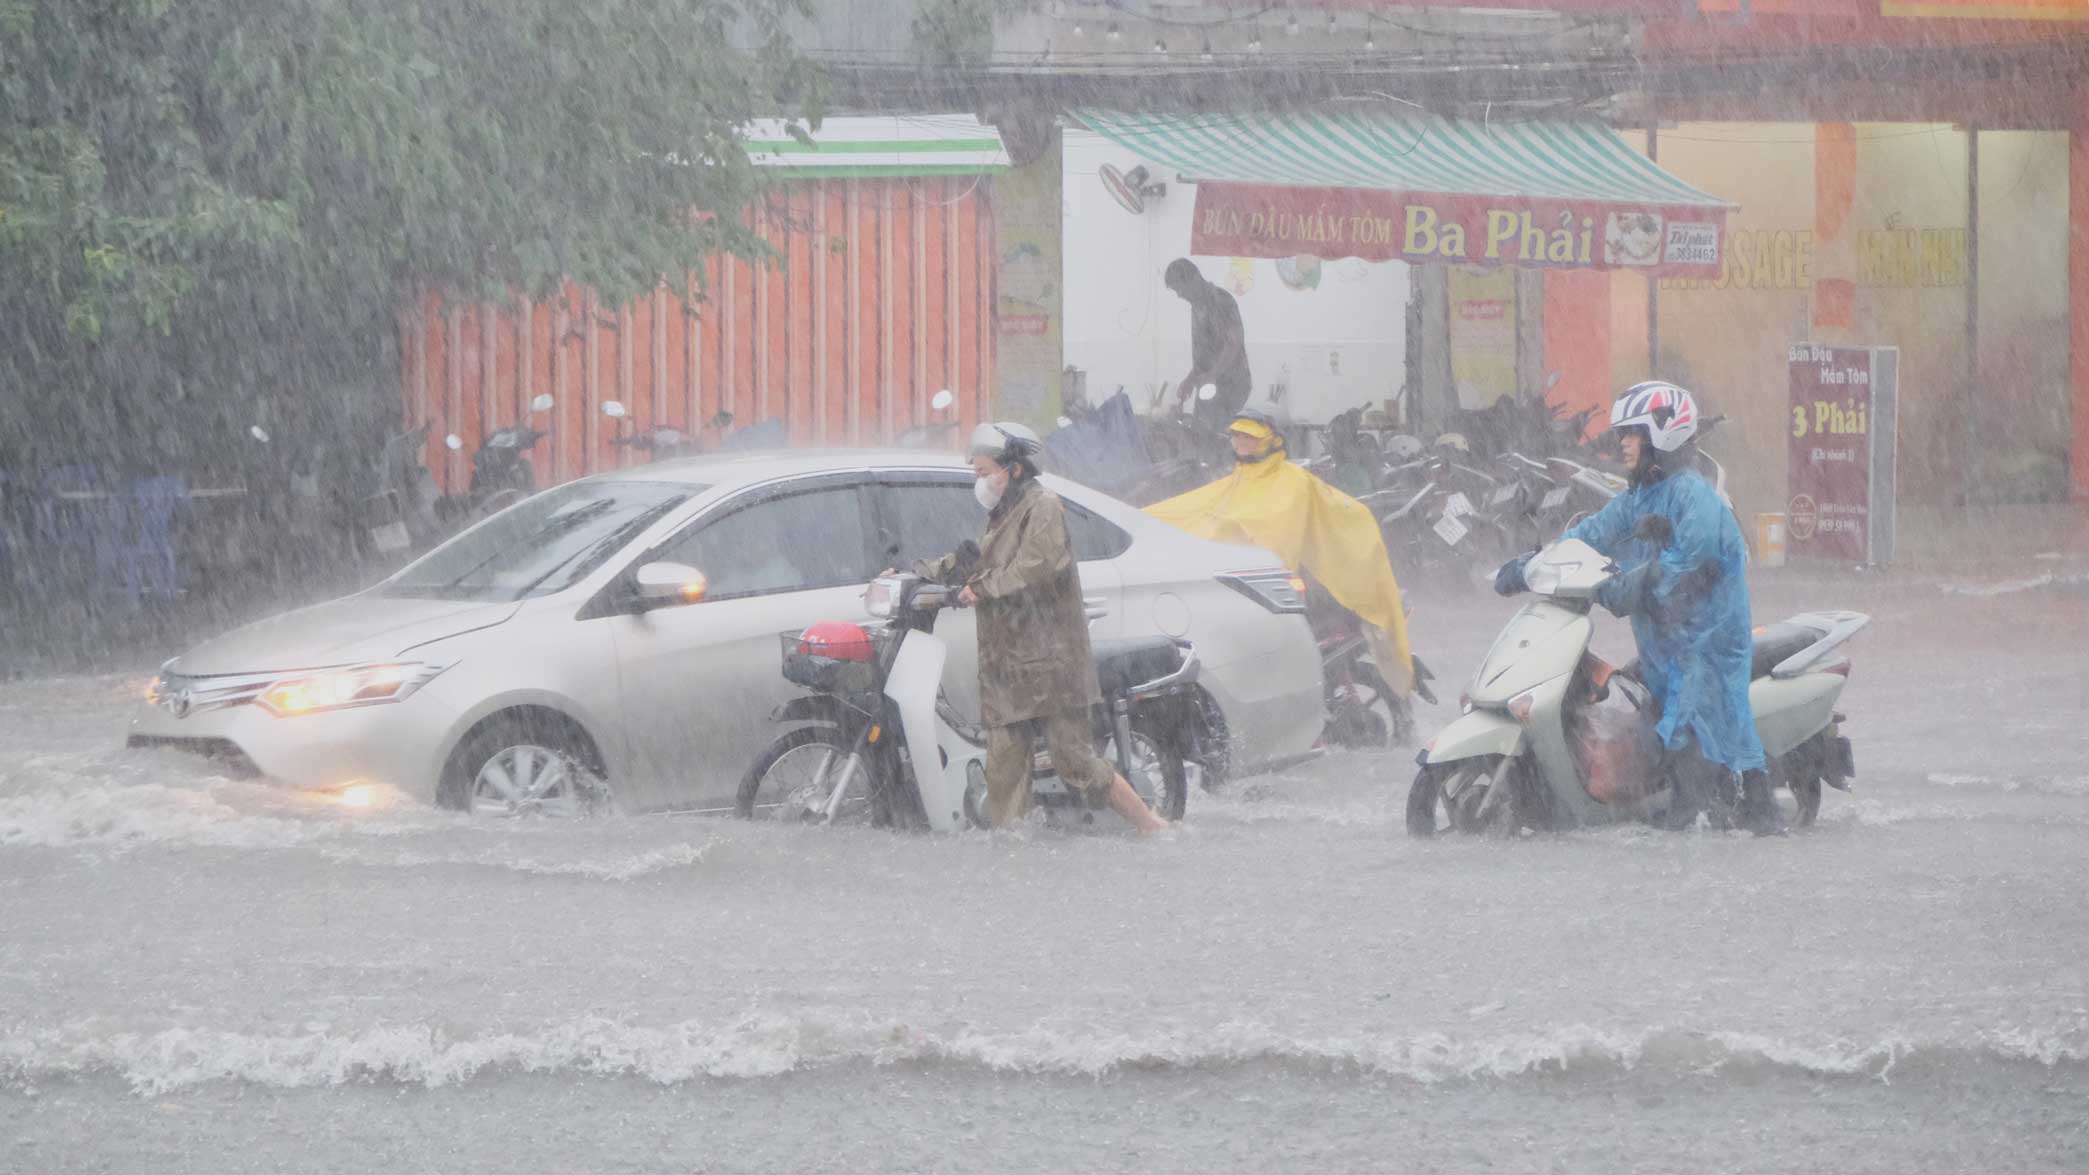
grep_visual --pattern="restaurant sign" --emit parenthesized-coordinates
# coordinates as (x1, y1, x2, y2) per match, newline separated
(1190, 182, 1729, 277)
(1787, 343, 1899, 565)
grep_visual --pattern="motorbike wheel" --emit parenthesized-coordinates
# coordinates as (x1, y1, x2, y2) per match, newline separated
(1790, 774, 1823, 827)
(1406, 754, 1510, 838)
(738, 726, 880, 825)
(1326, 663, 1414, 750)
(1774, 749, 1825, 828)
(1107, 721, 1189, 821)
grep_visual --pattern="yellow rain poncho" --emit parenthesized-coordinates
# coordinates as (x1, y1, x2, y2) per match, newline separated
(1147, 451, 1415, 695)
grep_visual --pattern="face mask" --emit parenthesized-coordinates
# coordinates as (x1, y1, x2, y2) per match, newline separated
(1232, 438, 1278, 465)
(974, 472, 1006, 510)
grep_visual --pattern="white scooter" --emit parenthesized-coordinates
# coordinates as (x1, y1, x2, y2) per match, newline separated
(1408, 537, 1865, 835)
(740, 570, 1202, 831)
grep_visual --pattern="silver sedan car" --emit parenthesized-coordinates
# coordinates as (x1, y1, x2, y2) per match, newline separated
(128, 451, 1326, 814)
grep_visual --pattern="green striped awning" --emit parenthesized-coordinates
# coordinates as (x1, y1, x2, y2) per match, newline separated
(745, 115, 1011, 179)
(1074, 109, 1733, 275)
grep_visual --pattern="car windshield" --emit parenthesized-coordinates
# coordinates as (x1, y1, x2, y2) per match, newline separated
(380, 480, 699, 601)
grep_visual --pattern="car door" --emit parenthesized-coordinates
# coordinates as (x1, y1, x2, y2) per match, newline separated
(602, 475, 877, 811)
(870, 472, 1122, 727)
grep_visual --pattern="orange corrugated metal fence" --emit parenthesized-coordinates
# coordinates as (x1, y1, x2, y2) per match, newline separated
(402, 177, 997, 492)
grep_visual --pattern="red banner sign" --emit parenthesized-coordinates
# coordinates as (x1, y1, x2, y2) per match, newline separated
(1883, 0, 2089, 19)
(1787, 344, 1879, 561)
(1190, 182, 1728, 277)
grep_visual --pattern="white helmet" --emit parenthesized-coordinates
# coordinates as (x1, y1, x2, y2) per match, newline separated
(969, 421, 1043, 465)
(1385, 434, 1424, 462)
(1610, 381, 1699, 452)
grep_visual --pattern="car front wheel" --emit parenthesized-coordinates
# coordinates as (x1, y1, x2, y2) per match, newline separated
(444, 717, 611, 817)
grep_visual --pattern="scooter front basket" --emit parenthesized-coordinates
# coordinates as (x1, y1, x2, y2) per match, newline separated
(779, 630, 878, 693)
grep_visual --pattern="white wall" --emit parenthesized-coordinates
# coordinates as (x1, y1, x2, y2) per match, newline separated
(1061, 128, 1411, 425)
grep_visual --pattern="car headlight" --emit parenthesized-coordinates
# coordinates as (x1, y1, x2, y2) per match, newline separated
(258, 661, 449, 718)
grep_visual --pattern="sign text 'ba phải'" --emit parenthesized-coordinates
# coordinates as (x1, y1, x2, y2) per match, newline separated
(1189, 183, 1727, 277)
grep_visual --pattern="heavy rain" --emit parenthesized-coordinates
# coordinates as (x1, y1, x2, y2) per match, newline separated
(3, 2, 2086, 1172)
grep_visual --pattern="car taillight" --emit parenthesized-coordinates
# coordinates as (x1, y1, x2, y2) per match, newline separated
(1824, 660, 1851, 677)
(1216, 569, 1307, 614)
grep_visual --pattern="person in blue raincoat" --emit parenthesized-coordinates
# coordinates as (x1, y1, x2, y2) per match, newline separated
(1496, 381, 1780, 834)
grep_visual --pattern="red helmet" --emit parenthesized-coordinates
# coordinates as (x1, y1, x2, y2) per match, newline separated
(798, 621, 874, 663)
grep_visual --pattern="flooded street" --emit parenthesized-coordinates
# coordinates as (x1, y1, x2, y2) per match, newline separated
(2, 566, 2085, 1173)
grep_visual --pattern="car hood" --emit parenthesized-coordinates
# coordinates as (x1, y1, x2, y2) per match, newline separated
(170, 594, 522, 675)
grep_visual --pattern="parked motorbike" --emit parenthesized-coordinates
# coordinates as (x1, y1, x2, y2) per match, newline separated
(468, 393, 555, 506)
(1365, 451, 1505, 591)
(1132, 384, 1232, 505)
(360, 422, 442, 557)
(1298, 403, 1389, 498)
(1469, 451, 1620, 561)
(1407, 536, 1865, 836)
(604, 400, 703, 460)
(738, 566, 1201, 830)
(894, 389, 959, 449)
(603, 401, 782, 459)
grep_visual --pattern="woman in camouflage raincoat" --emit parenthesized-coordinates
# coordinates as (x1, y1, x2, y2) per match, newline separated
(916, 423, 1169, 835)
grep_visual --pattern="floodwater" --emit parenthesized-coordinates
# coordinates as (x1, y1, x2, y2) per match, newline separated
(3, 564, 2086, 1173)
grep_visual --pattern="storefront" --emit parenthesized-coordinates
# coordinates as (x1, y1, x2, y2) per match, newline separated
(1072, 106, 1736, 432)
(1592, 122, 2070, 513)
(1611, 1, 2089, 507)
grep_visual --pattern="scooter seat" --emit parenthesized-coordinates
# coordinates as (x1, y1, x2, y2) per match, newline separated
(1750, 622, 1820, 679)
(1090, 636, 1185, 697)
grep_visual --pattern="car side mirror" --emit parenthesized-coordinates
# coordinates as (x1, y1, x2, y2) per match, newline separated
(634, 561, 707, 610)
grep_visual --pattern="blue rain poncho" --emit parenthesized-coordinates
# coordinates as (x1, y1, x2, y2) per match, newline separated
(1563, 468, 1766, 774)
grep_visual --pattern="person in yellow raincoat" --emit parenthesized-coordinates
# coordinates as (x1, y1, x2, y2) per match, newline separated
(1145, 408, 1416, 699)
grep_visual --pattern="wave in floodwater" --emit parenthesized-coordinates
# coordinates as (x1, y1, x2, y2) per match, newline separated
(1924, 772, 2089, 798)
(0, 764, 441, 851)
(313, 840, 719, 881)
(5, 1016, 2084, 1096)
(1937, 570, 2089, 598)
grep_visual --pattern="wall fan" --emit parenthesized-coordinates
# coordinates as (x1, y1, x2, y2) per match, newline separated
(1099, 163, 1166, 214)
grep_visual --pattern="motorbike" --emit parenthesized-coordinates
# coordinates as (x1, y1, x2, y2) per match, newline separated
(1145, 385, 1235, 494)
(1298, 403, 1390, 498)
(1471, 452, 1621, 562)
(604, 401, 783, 460)
(359, 422, 442, 557)
(894, 389, 960, 449)
(1407, 536, 1865, 836)
(1306, 582, 1436, 750)
(1364, 452, 1505, 591)
(738, 566, 1201, 831)
(604, 400, 704, 460)
(436, 393, 556, 524)
(469, 394, 554, 507)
